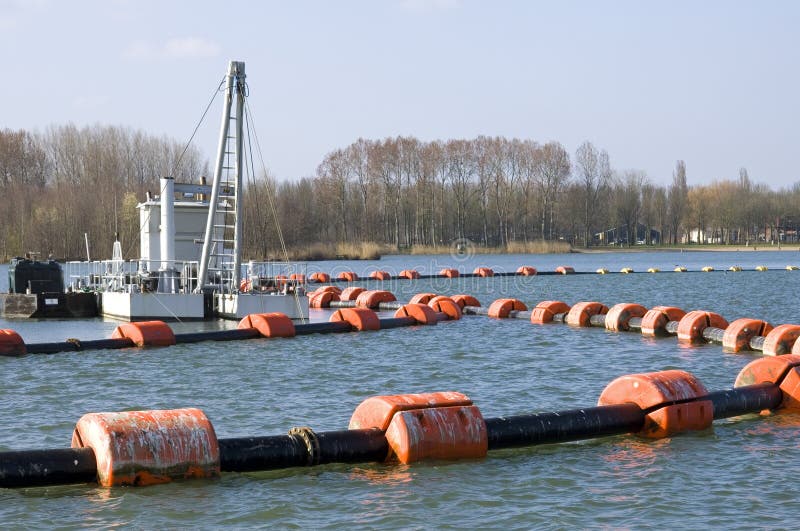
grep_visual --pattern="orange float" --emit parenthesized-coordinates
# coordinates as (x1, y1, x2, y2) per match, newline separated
(350, 391, 474, 430)
(289, 273, 306, 284)
(487, 298, 528, 318)
(340, 286, 366, 301)
(71, 408, 220, 487)
(565, 301, 608, 327)
(677, 311, 729, 343)
(385, 405, 487, 464)
(111, 321, 176, 347)
(428, 296, 462, 320)
(516, 266, 537, 276)
(452, 294, 481, 309)
(237, 312, 296, 338)
(734, 354, 800, 410)
(369, 271, 392, 281)
(409, 293, 437, 305)
(349, 391, 487, 464)
(0, 329, 26, 356)
(473, 267, 494, 277)
(598, 370, 713, 438)
(399, 269, 421, 279)
(640, 306, 686, 337)
(394, 303, 439, 325)
(314, 285, 342, 296)
(329, 308, 380, 331)
(605, 303, 647, 332)
(356, 290, 397, 309)
(238, 278, 251, 292)
(762, 324, 800, 356)
(555, 266, 574, 275)
(309, 290, 338, 308)
(530, 300, 571, 324)
(722, 318, 773, 352)
(338, 271, 359, 282)
(439, 268, 460, 278)
(309, 272, 330, 283)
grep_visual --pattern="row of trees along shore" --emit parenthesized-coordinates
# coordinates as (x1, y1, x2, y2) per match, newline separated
(1, 126, 797, 261)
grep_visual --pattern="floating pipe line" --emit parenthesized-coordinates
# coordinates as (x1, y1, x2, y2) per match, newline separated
(461, 299, 790, 356)
(305, 264, 797, 285)
(0, 373, 791, 489)
(13, 316, 422, 356)
(4, 288, 799, 357)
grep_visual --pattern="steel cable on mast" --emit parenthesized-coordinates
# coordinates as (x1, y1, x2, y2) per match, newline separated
(170, 77, 226, 178)
(243, 101, 307, 323)
(124, 77, 226, 260)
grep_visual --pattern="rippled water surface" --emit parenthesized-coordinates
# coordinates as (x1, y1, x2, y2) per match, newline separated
(2, 251, 800, 528)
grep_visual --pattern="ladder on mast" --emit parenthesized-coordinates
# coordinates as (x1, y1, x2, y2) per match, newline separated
(196, 61, 246, 293)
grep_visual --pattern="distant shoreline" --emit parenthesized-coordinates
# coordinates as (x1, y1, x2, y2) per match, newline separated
(572, 244, 800, 254)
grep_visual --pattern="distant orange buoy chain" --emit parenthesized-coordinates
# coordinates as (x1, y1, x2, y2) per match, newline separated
(271, 263, 800, 285)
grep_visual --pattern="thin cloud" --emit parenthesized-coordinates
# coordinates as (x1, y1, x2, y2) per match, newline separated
(163, 37, 220, 58)
(123, 37, 220, 60)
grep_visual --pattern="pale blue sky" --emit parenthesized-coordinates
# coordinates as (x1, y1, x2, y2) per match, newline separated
(1, 0, 797, 187)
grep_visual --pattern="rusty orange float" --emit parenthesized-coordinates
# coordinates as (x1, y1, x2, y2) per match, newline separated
(598, 370, 713, 438)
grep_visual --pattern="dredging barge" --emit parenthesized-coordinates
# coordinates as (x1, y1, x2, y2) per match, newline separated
(0, 60, 308, 322)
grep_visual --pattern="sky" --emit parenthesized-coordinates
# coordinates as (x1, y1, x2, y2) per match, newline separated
(1, 0, 798, 188)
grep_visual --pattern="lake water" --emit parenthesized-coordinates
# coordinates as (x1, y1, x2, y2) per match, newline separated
(2, 250, 800, 528)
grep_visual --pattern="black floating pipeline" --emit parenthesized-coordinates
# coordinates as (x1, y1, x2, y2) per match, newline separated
(305, 263, 799, 285)
(2, 360, 799, 489)
(2, 295, 463, 356)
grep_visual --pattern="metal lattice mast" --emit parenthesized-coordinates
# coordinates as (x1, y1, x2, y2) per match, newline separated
(196, 61, 246, 292)
(232, 62, 245, 290)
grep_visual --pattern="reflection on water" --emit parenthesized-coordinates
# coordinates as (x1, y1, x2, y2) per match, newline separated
(601, 438, 664, 479)
(349, 465, 414, 487)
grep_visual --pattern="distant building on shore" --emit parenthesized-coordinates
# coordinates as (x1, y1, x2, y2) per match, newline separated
(595, 224, 660, 246)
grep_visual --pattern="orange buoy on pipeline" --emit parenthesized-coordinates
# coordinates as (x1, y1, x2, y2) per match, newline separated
(309, 290, 339, 308)
(309, 272, 330, 283)
(338, 271, 359, 282)
(1, 364, 794, 489)
(340, 286, 365, 301)
(473, 267, 494, 277)
(462, 297, 800, 357)
(428, 296, 462, 320)
(399, 269, 421, 279)
(306, 266, 611, 282)
(462, 298, 528, 319)
(10, 300, 474, 355)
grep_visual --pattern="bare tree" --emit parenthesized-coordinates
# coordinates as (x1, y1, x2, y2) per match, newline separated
(667, 160, 688, 244)
(613, 171, 646, 246)
(533, 142, 571, 240)
(574, 141, 610, 246)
